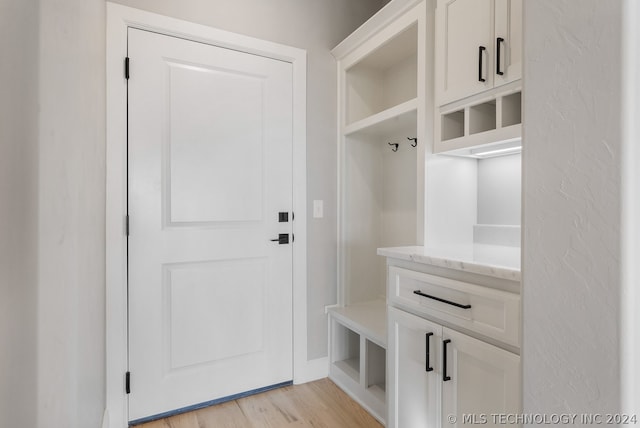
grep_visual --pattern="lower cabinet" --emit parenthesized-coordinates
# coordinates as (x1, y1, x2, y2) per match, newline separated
(388, 306, 521, 428)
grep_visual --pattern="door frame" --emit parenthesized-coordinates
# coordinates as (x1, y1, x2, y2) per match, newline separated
(105, 4, 307, 427)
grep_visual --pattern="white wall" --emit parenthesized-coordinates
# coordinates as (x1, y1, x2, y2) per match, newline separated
(621, 0, 640, 415)
(0, 1, 39, 427)
(36, 0, 106, 427)
(109, 0, 386, 360)
(2, 2, 382, 426)
(523, 0, 623, 417)
(477, 154, 521, 226)
(1, 0, 107, 427)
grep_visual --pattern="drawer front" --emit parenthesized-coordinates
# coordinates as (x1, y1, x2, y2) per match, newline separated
(388, 266, 520, 347)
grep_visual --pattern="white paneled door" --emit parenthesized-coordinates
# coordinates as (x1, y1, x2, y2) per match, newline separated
(127, 28, 293, 422)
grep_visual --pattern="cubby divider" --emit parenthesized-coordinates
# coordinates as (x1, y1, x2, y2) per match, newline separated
(435, 86, 522, 155)
(328, 300, 387, 423)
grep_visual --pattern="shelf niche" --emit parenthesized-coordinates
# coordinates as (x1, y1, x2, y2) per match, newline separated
(343, 114, 418, 304)
(425, 151, 522, 249)
(332, 323, 361, 383)
(345, 23, 418, 125)
(435, 88, 522, 155)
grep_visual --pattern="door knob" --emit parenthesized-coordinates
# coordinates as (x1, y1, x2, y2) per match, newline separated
(270, 234, 290, 244)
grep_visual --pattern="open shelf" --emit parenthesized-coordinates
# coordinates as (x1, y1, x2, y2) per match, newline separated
(328, 299, 387, 347)
(435, 85, 522, 155)
(366, 339, 386, 394)
(331, 323, 361, 383)
(329, 304, 387, 425)
(345, 23, 418, 125)
(501, 91, 522, 127)
(334, 358, 360, 383)
(441, 109, 465, 141)
(345, 98, 417, 138)
(469, 100, 496, 135)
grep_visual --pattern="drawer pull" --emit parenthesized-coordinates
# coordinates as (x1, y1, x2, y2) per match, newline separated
(425, 332, 434, 372)
(443, 339, 451, 381)
(413, 290, 472, 309)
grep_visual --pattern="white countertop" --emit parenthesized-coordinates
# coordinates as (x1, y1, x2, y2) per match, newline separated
(377, 245, 521, 281)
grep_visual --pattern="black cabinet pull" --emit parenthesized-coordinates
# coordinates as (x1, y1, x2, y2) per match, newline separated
(478, 46, 486, 82)
(443, 339, 451, 381)
(496, 37, 505, 75)
(413, 290, 471, 309)
(425, 332, 434, 372)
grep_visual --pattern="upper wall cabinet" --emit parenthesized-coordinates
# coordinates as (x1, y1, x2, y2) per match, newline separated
(435, 0, 522, 106)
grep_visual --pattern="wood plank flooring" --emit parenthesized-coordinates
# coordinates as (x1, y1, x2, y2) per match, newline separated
(136, 378, 383, 428)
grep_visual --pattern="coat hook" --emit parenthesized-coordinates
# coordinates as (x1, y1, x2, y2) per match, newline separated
(408, 137, 418, 147)
(388, 142, 399, 152)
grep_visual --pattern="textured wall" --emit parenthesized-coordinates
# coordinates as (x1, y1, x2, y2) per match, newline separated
(37, 0, 106, 426)
(0, 1, 39, 427)
(109, 0, 386, 360)
(522, 0, 622, 417)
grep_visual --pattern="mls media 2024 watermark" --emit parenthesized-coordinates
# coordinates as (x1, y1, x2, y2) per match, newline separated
(448, 413, 638, 425)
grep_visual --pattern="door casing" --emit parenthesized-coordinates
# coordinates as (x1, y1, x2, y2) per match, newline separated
(105, 4, 308, 427)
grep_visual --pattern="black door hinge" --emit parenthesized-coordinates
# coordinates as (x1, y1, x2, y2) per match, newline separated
(125, 214, 130, 236)
(125, 57, 130, 80)
(125, 371, 131, 394)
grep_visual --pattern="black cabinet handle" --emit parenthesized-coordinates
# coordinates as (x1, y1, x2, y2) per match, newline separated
(413, 290, 471, 309)
(496, 37, 505, 75)
(478, 46, 486, 82)
(443, 339, 451, 381)
(425, 332, 434, 372)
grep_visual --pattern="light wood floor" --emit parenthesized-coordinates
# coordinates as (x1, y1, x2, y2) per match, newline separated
(136, 378, 383, 428)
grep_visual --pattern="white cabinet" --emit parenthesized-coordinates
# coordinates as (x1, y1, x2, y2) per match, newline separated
(435, 0, 493, 105)
(494, 0, 522, 87)
(387, 266, 521, 347)
(388, 306, 441, 428)
(435, 0, 522, 106)
(442, 328, 521, 428)
(388, 306, 521, 428)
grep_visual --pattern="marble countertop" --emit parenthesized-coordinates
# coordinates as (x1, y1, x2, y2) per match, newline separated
(377, 245, 521, 281)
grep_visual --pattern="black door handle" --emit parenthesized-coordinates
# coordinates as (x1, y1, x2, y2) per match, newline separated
(443, 339, 451, 381)
(270, 233, 289, 244)
(425, 332, 434, 372)
(496, 37, 504, 75)
(478, 46, 486, 82)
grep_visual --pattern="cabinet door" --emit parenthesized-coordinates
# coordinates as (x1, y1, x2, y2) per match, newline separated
(435, 0, 494, 105)
(494, 0, 522, 86)
(388, 307, 442, 428)
(441, 328, 521, 427)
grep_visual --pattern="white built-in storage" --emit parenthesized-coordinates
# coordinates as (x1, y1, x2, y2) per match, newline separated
(434, 0, 522, 154)
(331, 0, 523, 425)
(384, 254, 522, 428)
(381, 0, 523, 426)
(428, 0, 522, 248)
(329, 0, 428, 423)
(434, 0, 522, 105)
